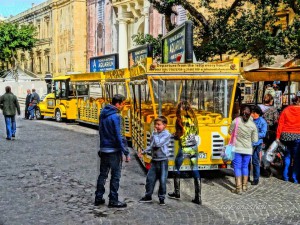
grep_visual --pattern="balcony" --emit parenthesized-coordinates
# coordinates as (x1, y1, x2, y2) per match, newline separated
(112, 0, 144, 19)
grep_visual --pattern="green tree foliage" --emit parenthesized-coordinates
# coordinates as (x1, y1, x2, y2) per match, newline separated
(148, 0, 300, 65)
(229, 1, 288, 66)
(0, 21, 37, 78)
(285, 18, 300, 59)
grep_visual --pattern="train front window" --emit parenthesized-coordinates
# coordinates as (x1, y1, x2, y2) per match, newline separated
(152, 79, 234, 118)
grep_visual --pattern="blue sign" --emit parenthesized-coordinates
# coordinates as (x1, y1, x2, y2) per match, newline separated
(89, 54, 118, 72)
(128, 45, 153, 67)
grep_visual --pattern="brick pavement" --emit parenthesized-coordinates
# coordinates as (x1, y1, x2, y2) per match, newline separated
(0, 114, 300, 225)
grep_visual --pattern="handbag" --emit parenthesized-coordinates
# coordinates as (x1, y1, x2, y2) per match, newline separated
(221, 118, 239, 163)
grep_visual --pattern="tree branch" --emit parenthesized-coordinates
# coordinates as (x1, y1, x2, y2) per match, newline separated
(223, 0, 245, 23)
(178, 0, 210, 31)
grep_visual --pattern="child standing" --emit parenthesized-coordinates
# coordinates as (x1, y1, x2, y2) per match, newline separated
(139, 116, 171, 205)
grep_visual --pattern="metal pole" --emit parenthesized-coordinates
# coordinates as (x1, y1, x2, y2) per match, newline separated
(255, 82, 259, 105)
(288, 72, 291, 105)
(158, 80, 162, 116)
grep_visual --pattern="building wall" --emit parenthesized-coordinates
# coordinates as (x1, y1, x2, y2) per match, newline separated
(87, 0, 165, 70)
(87, 0, 117, 72)
(8, 0, 87, 78)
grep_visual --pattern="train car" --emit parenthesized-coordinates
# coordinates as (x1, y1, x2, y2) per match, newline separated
(129, 57, 240, 171)
(103, 68, 131, 138)
(70, 72, 105, 125)
(36, 73, 103, 122)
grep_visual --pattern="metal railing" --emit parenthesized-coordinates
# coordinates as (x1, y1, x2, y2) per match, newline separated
(24, 69, 39, 78)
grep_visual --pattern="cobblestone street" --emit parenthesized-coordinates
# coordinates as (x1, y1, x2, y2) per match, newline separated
(1, 114, 300, 225)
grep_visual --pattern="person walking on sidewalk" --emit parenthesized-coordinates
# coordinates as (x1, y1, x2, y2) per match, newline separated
(24, 89, 32, 119)
(0, 86, 21, 140)
(139, 116, 171, 206)
(95, 94, 130, 208)
(250, 106, 267, 185)
(28, 88, 40, 120)
(230, 106, 258, 194)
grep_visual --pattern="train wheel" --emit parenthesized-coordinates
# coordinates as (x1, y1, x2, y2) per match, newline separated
(35, 107, 44, 120)
(55, 109, 62, 122)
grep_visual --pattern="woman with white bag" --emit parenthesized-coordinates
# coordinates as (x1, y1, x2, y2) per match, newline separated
(229, 106, 258, 194)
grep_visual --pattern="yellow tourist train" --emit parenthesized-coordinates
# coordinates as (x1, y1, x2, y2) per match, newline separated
(36, 57, 240, 171)
(36, 72, 104, 122)
(36, 69, 132, 137)
(129, 57, 240, 171)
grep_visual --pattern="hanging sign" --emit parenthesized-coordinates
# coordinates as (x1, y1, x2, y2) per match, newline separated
(161, 21, 193, 63)
(128, 44, 153, 68)
(89, 54, 119, 72)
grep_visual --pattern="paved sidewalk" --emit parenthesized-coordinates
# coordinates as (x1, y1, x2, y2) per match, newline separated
(0, 114, 300, 225)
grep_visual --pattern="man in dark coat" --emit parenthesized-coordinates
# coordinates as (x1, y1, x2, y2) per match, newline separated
(0, 86, 21, 140)
(95, 94, 130, 208)
(28, 88, 40, 120)
(25, 89, 32, 119)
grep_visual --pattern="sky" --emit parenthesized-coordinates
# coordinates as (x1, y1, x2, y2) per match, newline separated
(0, 0, 46, 18)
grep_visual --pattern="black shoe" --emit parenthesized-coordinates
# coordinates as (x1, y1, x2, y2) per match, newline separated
(6, 137, 11, 140)
(12, 134, 15, 138)
(139, 196, 152, 203)
(251, 180, 259, 185)
(192, 198, 202, 205)
(94, 198, 105, 206)
(168, 192, 180, 199)
(159, 199, 165, 206)
(108, 201, 127, 208)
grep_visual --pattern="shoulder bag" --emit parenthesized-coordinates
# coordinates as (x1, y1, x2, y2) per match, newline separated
(221, 117, 239, 163)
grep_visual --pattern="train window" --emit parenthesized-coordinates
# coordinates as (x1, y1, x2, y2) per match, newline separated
(61, 81, 67, 98)
(76, 84, 89, 96)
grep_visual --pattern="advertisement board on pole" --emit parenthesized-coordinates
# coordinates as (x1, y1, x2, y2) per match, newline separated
(89, 54, 119, 72)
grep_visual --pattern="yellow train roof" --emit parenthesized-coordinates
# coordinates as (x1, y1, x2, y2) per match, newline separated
(70, 72, 104, 82)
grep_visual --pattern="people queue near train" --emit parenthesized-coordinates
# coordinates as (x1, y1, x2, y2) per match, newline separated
(93, 90, 300, 208)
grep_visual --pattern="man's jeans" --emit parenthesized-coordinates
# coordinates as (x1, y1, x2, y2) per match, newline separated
(252, 144, 263, 182)
(95, 152, 122, 203)
(28, 104, 36, 119)
(283, 139, 300, 183)
(145, 160, 168, 200)
(4, 115, 16, 139)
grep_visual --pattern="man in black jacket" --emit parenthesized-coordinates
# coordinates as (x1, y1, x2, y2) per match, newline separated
(95, 94, 130, 208)
(25, 89, 32, 119)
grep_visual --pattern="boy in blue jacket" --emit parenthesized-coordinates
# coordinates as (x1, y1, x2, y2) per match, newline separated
(95, 94, 130, 208)
(139, 116, 171, 205)
(250, 105, 267, 186)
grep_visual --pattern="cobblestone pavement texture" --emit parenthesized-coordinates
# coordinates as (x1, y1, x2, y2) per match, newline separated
(1, 114, 300, 225)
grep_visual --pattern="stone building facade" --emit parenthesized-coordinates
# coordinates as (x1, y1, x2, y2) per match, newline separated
(87, 0, 167, 70)
(8, 0, 87, 78)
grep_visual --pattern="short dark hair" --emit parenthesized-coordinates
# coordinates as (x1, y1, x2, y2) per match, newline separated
(32, 88, 36, 92)
(251, 105, 263, 116)
(5, 86, 11, 93)
(112, 94, 126, 105)
(240, 105, 251, 116)
(154, 116, 168, 125)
